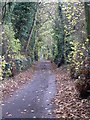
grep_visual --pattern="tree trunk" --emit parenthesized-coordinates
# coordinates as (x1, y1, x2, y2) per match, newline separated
(58, 3, 65, 67)
(25, 12, 37, 52)
(84, 2, 90, 40)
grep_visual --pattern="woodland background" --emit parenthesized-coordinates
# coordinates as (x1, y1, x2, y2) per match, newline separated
(1, 1, 90, 98)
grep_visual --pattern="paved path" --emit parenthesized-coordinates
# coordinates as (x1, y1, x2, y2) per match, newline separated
(2, 61, 56, 118)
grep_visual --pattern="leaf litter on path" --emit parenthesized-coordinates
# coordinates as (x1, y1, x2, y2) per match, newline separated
(53, 65, 90, 119)
(2, 67, 34, 100)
